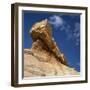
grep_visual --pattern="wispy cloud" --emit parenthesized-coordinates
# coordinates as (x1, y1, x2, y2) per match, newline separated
(73, 23, 80, 46)
(49, 15, 64, 28)
(74, 23, 80, 32)
(48, 15, 80, 46)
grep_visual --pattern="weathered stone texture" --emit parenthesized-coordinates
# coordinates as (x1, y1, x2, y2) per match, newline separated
(24, 19, 79, 77)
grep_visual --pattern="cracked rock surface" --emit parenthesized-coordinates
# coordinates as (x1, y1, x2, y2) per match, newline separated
(24, 19, 79, 77)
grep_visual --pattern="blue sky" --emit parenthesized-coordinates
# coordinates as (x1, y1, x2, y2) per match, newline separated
(23, 10, 80, 72)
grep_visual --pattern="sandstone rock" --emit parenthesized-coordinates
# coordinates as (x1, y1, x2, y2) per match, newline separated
(30, 19, 67, 65)
(24, 19, 79, 77)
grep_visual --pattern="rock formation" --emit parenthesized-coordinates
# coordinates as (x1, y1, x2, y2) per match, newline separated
(24, 19, 79, 77)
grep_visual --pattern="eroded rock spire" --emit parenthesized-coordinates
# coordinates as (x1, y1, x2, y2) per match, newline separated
(30, 19, 67, 65)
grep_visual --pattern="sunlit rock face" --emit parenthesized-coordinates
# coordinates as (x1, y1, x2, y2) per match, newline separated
(24, 19, 79, 77)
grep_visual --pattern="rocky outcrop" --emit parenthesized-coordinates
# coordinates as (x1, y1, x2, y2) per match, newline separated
(24, 19, 79, 77)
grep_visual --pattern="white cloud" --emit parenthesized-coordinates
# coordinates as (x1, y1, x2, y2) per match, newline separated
(73, 23, 80, 46)
(59, 25, 65, 31)
(73, 32, 80, 38)
(74, 23, 80, 32)
(49, 15, 80, 46)
(49, 15, 64, 28)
